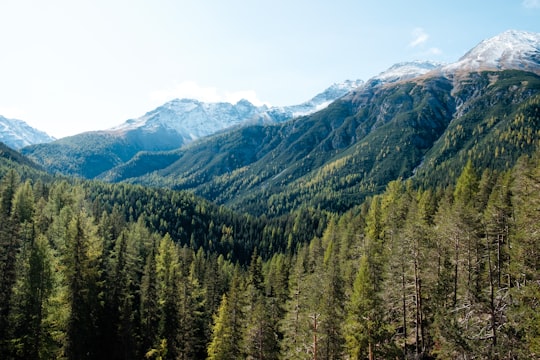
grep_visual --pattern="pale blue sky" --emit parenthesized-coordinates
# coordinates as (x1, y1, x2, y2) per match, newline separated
(0, 0, 539, 138)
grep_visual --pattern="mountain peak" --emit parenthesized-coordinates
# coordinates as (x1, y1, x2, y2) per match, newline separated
(443, 29, 540, 74)
(108, 80, 364, 145)
(370, 61, 443, 85)
(325, 79, 365, 91)
(0, 115, 55, 149)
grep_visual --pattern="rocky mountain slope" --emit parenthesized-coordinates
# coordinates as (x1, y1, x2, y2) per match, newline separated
(0, 116, 55, 149)
(21, 80, 362, 178)
(442, 29, 540, 75)
(98, 30, 540, 215)
(21, 30, 540, 216)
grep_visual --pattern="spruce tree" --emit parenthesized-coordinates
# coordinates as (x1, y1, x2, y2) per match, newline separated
(10, 234, 55, 359)
(207, 269, 245, 360)
(64, 209, 103, 360)
(140, 237, 160, 355)
(156, 234, 181, 359)
(0, 170, 21, 353)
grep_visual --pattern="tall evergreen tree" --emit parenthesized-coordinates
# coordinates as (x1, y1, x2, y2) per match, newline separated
(64, 209, 103, 360)
(155, 234, 181, 360)
(280, 247, 313, 360)
(244, 294, 280, 360)
(140, 237, 160, 356)
(10, 234, 56, 359)
(0, 170, 21, 353)
(319, 237, 345, 360)
(207, 269, 245, 360)
(344, 253, 391, 359)
(506, 155, 540, 357)
(103, 229, 141, 360)
(344, 195, 397, 359)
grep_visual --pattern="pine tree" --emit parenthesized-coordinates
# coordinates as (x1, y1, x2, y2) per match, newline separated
(156, 234, 181, 359)
(319, 231, 345, 360)
(344, 254, 383, 360)
(344, 195, 397, 359)
(280, 247, 313, 360)
(506, 155, 540, 357)
(244, 294, 280, 360)
(140, 237, 160, 355)
(207, 269, 245, 360)
(380, 180, 410, 357)
(207, 294, 235, 360)
(481, 170, 514, 357)
(64, 209, 103, 360)
(104, 229, 141, 360)
(402, 190, 437, 357)
(10, 234, 55, 359)
(0, 170, 21, 353)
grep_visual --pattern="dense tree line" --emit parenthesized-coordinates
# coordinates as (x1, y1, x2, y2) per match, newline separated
(1, 151, 540, 359)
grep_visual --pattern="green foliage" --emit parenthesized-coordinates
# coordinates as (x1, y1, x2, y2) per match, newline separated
(21, 127, 185, 179)
(1, 69, 540, 359)
(1, 144, 540, 359)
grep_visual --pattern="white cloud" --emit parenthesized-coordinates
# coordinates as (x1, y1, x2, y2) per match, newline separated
(409, 27, 429, 47)
(150, 81, 269, 106)
(523, 0, 540, 8)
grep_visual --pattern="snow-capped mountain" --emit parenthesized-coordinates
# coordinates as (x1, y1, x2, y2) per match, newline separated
(270, 79, 364, 118)
(110, 98, 265, 141)
(443, 30, 540, 75)
(109, 80, 364, 145)
(371, 60, 443, 83)
(0, 116, 55, 149)
(22, 29, 540, 181)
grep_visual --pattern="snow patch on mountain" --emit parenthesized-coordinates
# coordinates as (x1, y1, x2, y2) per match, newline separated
(109, 80, 364, 143)
(272, 79, 364, 118)
(443, 30, 540, 74)
(0, 116, 55, 149)
(110, 98, 264, 141)
(371, 61, 443, 84)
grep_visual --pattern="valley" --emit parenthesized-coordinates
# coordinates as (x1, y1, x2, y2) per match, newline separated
(0, 30, 539, 359)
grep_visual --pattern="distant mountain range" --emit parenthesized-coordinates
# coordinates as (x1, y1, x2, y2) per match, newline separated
(18, 30, 540, 215)
(18, 79, 364, 178)
(0, 116, 55, 150)
(109, 79, 365, 144)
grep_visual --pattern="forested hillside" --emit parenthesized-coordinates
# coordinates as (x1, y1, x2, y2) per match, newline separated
(4, 30, 540, 360)
(94, 70, 540, 218)
(2, 143, 540, 358)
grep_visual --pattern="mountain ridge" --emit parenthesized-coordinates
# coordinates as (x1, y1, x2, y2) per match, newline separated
(20, 79, 363, 178)
(0, 115, 55, 150)
(95, 30, 540, 215)
(21, 30, 540, 216)
(107, 79, 364, 142)
(443, 29, 540, 75)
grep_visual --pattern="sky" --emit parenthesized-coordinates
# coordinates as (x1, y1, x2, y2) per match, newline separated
(0, 0, 539, 138)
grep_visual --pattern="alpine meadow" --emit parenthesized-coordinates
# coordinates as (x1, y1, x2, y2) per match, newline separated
(1, 29, 540, 359)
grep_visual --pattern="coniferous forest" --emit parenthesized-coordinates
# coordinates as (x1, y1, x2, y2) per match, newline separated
(1, 142, 540, 359)
(2, 59, 540, 358)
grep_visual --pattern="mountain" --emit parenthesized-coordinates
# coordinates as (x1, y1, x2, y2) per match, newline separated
(0, 141, 43, 171)
(369, 60, 442, 84)
(442, 29, 540, 75)
(265, 79, 364, 120)
(97, 61, 442, 182)
(97, 30, 540, 216)
(21, 80, 362, 178)
(109, 79, 364, 142)
(22, 30, 540, 216)
(0, 115, 55, 150)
